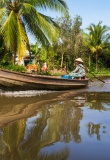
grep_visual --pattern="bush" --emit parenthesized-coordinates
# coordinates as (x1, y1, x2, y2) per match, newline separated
(0, 62, 26, 72)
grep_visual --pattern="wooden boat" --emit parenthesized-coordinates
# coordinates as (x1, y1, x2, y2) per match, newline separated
(0, 68, 88, 91)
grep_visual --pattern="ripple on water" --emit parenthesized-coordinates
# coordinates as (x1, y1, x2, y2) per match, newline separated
(0, 90, 53, 97)
(86, 79, 110, 92)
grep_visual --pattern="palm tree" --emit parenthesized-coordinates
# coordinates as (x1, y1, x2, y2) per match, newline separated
(86, 21, 110, 72)
(0, 0, 68, 64)
(82, 33, 93, 68)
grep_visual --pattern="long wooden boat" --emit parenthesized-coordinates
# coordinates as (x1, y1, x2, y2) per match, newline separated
(0, 68, 88, 91)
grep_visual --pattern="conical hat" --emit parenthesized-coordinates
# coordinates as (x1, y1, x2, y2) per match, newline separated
(75, 58, 83, 63)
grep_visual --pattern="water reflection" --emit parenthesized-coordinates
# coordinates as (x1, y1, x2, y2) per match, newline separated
(87, 123, 101, 140)
(0, 92, 110, 160)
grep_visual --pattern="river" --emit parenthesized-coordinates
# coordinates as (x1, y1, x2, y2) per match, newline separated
(0, 77, 110, 160)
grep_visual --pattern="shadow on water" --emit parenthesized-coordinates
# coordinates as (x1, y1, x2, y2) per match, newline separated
(0, 77, 110, 160)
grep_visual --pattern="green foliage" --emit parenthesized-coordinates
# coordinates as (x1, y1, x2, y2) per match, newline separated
(0, 0, 68, 63)
(1, 7, 110, 75)
(85, 22, 110, 71)
(52, 15, 83, 69)
(0, 61, 26, 72)
(30, 43, 39, 55)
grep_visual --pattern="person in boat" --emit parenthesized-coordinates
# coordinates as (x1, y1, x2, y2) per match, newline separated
(68, 58, 86, 79)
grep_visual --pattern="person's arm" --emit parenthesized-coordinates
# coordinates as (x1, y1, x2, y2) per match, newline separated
(69, 65, 80, 75)
(73, 65, 80, 72)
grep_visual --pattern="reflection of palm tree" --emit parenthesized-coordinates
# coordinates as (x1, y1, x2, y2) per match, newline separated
(20, 109, 50, 159)
(0, 100, 82, 159)
(0, 119, 69, 159)
(1, 120, 26, 160)
(59, 101, 82, 143)
(1, 92, 110, 159)
(19, 108, 69, 159)
(0, 131, 5, 156)
(37, 148, 69, 160)
(0, 95, 85, 159)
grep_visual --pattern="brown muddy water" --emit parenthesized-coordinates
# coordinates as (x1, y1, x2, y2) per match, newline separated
(0, 78, 110, 160)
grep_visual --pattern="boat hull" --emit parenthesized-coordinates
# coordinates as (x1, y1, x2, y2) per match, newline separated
(0, 68, 88, 91)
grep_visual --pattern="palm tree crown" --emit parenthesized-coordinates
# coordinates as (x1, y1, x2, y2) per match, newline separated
(86, 21, 110, 71)
(0, 0, 68, 62)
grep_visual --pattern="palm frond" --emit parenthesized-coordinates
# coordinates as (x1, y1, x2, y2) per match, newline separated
(22, 3, 59, 45)
(39, 13, 59, 28)
(17, 17, 28, 60)
(1, 10, 18, 51)
(3, 120, 26, 151)
(27, 0, 68, 15)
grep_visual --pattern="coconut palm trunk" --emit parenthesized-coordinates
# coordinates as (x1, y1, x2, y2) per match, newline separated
(96, 52, 98, 72)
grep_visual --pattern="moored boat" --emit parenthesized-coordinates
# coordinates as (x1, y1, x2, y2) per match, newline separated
(0, 68, 88, 91)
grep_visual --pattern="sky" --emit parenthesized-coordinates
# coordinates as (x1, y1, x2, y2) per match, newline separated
(67, 0, 110, 28)
(29, 0, 110, 44)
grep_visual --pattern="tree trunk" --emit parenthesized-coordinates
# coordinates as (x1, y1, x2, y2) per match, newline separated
(12, 53, 16, 64)
(61, 52, 64, 68)
(96, 52, 98, 72)
(89, 52, 91, 67)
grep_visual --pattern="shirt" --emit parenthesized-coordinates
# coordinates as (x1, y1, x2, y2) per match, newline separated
(70, 64, 85, 75)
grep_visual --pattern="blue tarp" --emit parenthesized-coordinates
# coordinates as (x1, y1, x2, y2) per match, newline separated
(61, 75, 72, 79)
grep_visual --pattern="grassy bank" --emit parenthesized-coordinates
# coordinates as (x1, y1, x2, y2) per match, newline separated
(86, 69, 110, 79)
